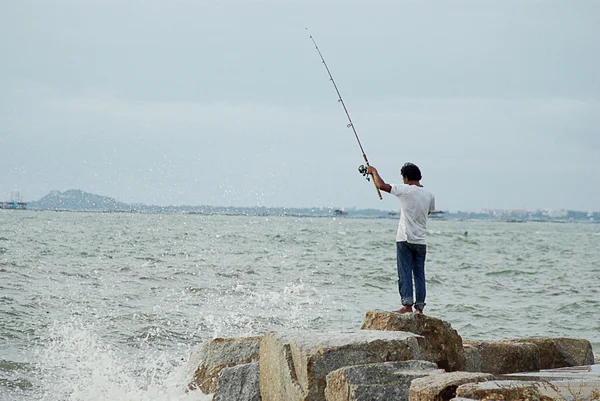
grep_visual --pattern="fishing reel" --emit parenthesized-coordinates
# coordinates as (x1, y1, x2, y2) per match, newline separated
(358, 165, 371, 181)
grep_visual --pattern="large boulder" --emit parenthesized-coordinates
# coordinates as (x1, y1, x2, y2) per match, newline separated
(259, 330, 426, 401)
(456, 379, 547, 401)
(463, 337, 595, 375)
(324, 360, 442, 401)
(189, 336, 262, 393)
(511, 337, 595, 369)
(503, 364, 600, 400)
(462, 340, 540, 374)
(408, 371, 493, 401)
(213, 362, 261, 401)
(361, 310, 466, 371)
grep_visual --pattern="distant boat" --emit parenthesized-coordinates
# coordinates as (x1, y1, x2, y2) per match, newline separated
(334, 209, 348, 216)
(0, 201, 27, 210)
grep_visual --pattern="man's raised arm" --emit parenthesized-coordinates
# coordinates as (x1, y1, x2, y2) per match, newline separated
(367, 166, 392, 193)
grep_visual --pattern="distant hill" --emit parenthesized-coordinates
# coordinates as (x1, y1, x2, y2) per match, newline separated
(20, 190, 600, 222)
(28, 189, 132, 211)
(25, 189, 397, 218)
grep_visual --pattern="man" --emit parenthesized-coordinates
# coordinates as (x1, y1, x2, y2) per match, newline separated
(368, 163, 435, 314)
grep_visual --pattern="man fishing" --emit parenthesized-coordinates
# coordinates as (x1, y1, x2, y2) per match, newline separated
(308, 33, 435, 313)
(368, 163, 435, 315)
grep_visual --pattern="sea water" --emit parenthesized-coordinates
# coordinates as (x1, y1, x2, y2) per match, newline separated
(1, 211, 598, 400)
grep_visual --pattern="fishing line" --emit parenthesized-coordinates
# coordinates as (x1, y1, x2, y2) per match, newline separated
(307, 29, 382, 200)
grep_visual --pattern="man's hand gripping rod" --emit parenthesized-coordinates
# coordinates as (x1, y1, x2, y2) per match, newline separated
(307, 29, 382, 200)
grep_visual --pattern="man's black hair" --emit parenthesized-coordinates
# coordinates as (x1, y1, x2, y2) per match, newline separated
(401, 162, 422, 181)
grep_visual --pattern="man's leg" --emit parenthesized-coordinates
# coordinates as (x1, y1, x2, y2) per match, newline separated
(396, 241, 414, 312)
(412, 243, 427, 313)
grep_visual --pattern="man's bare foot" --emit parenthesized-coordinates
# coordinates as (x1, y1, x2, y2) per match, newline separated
(414, 309, 424, 315)
(394, 305, 413, 314)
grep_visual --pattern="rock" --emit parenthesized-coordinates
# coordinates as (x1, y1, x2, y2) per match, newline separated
(324, 360, 442, 401)
(462, 343, 481, 373)
(361, 310, 466, 371)
(456, 379, 547, 401)
(409, 371, 493, 401)
(503, 364, 600, 400)
(213, 362, 261, 401)
(511, 337, 595, 369)
(462, 340, 540, 374)
(462, 338, 595, 375)
(189, 336, 262, 394)
(259, 330, 425, 401)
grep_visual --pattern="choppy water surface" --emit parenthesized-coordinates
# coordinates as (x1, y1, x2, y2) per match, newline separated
(1, 211, 599, 400)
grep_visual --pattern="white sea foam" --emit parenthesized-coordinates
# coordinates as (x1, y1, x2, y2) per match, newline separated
(36, 321, 210, 401)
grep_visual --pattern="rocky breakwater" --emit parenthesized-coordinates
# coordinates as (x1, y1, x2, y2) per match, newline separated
(187, 310, 598, 401)
(361, 309, 467, 372)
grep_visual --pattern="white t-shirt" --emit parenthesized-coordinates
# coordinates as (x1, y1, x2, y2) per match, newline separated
(390, 184, 435, 245)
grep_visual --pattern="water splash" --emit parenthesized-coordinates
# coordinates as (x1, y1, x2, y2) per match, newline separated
(35, 321, 210, 401)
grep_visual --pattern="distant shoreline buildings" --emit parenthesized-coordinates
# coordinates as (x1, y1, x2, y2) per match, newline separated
(1, 191, 27, 210)
(0, 201, 27, 210)
(3, 189, 598, 222)
(447, 208, 599, 222)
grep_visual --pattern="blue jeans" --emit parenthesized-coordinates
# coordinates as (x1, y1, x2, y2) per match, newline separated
(396, 241, 427, 311)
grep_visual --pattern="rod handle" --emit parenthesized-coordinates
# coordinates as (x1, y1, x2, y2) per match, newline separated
(372, 178, 383, 200)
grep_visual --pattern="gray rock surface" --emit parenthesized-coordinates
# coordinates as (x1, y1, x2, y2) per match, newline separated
(409, 371, 493, 401)
(462, 340, 540, 374)
(259, 330, 425, 401)
(511, 337, 595, 369)
(456, 379, 545, 400)
(189, 336, 261, 393)
(462, 343, 481, 373)
(463, 337, 595, 375)
(503, 364, 600, 400)
(213, 362, 261, 401)
(324, 360, 442, 401)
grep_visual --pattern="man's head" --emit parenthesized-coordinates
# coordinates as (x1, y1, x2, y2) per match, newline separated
(401, 162, 422, 182)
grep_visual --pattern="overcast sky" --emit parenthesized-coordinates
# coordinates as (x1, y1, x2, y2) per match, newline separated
(1, 0, 598, 211)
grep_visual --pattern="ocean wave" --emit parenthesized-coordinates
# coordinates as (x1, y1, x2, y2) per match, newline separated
(485, 269, 538, 276)
(0, 377, 33, 390)
(0, 360, 31, 373)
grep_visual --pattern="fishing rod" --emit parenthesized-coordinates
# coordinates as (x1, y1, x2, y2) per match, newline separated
(307, 29, 382, 200)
